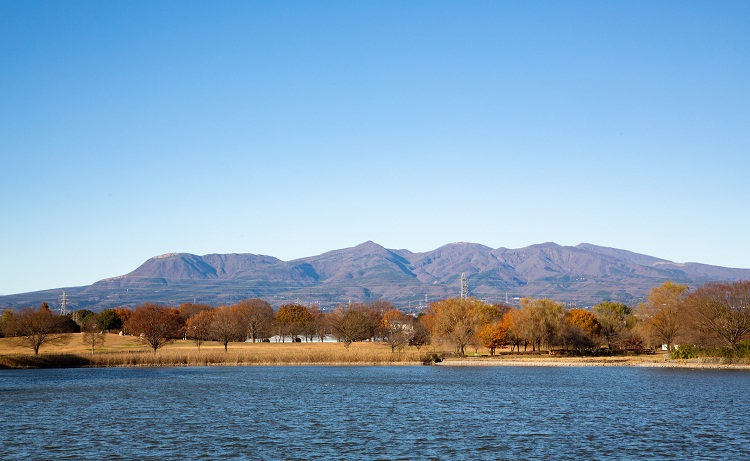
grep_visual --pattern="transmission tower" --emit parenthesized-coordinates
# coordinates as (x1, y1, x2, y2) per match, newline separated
(460, 273, 468, 299)
(59, 290, 68, 315)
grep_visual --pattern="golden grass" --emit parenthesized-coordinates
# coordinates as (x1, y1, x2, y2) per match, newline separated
(7, 334, 724, 369)
(0, 334, 429, 368)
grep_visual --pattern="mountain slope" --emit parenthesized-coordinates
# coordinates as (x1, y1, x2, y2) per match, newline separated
(2, 241, 749, 312)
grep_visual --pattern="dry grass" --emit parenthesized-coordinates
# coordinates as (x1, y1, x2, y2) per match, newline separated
(0, 333, 428, 368)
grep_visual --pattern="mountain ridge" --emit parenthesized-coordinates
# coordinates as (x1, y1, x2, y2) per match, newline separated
(2, 241, 749, 312)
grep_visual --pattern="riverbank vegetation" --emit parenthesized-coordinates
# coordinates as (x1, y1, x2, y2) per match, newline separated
(1, 280, 749, 368)
(0, 334, 426, 368)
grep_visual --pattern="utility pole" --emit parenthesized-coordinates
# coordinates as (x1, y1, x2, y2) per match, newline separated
(460, 273, 468, 299)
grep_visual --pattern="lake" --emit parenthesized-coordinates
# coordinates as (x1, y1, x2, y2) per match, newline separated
(1, 365, 748, 460)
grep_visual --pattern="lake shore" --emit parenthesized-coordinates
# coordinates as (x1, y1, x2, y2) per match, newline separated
(2, 334, 749, 369)
(439, 355, 750, 369)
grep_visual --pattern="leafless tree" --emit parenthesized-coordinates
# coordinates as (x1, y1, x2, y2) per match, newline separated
(329, 304, 372, 349)
(210, 306, 245, 352)
(233, 298, 274, 342)
(81, 315, 106, 355)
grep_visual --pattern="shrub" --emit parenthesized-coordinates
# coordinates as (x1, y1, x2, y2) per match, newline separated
(670, 345, 699, 360)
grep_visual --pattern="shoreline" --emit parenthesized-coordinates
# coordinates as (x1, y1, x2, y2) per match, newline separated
(3, 355, 750, 370)
(438, 356, 750, 370)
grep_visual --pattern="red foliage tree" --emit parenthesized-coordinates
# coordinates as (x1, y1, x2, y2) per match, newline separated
(127, 304, 183, 353)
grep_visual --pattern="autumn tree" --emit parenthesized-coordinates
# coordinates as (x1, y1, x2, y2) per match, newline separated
(514, 298, 565, 351)
(686, 280, 750, 347)
(178, 302, 213, 320)
(479, 303, 511, 324)
(638, 281, 689, 351)
(557, 308, 601, 353)
(368, 300, 395, 340)
(113, 307, 132, 334)
(127, 304, 183, 353)
(329, 304, 373, 349)
(276, 304, 312, 341)
(233, 298, 274, 342)
(5, 306, 67, 355)
(594, 301, 633, 350)
(502, 309, 525, 352)
(0, 309, 13, 338)
(0, 309, 13, 337)
(185, 308, 214, 350)
(566, 309, 601, 338)
(428, 298, 487, 355)
(477, 321, 509, 355)
(210, 306, 245, 352)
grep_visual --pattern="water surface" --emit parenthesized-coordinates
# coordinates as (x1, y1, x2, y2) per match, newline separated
(1, 366, 748, 460)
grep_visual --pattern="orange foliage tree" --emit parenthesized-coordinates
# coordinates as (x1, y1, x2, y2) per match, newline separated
(276, 304, 312, 341)
(477, 321, 509, 355)
(113, 307, 133, 334)
(638, 281, 689, 351)
(566, 308, 601, 338)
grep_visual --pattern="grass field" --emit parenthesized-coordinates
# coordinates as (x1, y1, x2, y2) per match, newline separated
(0, 333, 431, 368)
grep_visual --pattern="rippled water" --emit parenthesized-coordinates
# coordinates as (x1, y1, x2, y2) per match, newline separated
(1, 365, 749, 460)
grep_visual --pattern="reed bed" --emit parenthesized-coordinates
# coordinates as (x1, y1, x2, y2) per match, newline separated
(85, 346, 424, 367)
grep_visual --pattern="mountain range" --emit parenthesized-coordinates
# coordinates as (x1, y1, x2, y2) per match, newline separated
(3, 241, 750, 313)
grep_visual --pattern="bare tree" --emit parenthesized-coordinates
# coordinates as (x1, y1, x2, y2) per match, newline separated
(329, 304, 372, 349)
(233, 298, 274, 342)
(210, 306, 244, 352)
(81, 315, 106, 355)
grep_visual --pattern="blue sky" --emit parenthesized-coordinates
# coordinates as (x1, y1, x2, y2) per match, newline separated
(2, 1, 749, 295)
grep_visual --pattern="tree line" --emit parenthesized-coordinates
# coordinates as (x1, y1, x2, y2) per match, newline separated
(2, 280, 749, 358)
(0, 298, 429, 355)
(424, 280, 750, 357)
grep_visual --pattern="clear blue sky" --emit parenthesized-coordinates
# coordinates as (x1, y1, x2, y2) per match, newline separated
(2, 1, 749, 295)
